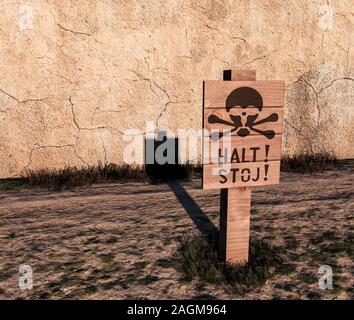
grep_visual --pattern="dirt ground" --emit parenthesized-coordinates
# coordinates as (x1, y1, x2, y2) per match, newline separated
(0, 162, 353, 300)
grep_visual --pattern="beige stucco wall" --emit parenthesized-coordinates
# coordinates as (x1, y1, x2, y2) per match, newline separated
(0, 0, 353, 178)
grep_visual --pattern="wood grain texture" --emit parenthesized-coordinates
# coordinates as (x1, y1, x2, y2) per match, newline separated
(227, 217, 250, 259)
(232, 70, 256, 81)
(204, 107, 283, 133)
(204, 80, 285, 107)
(203, 160, 281, 189)
(215, 70, 283, 265)
(219, 187, 251, 263)
(203, 134, 282, 164)
(202, 76, 284, 189)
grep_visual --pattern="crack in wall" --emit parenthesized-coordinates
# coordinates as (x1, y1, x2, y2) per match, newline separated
(54, 73, 80, 86)
(51, 8, 108, 47)
(0, 88, 48, 104)
(68, 96, 107, 166)
(284, 119, 315, 154)
(152, 82, 172, 127)
(90, 107, 123, 126)
(335, 41, 351, 70)
(285, 75, 354, 154)
(289, 75, 353, 136)
(244, 36, 294, 66)
(156, 99, 171, 127)
(244, 47, 282, 65)
(129, 71, 174, 127)
(299, 77, 322, 128)
(100, 137, 107, 164)
(318, 77, 354, 94)
(22, 143, 77, 174)
(56, 23, 92, 36)
(230, 36, 247, 46)
(68, 96, 117, 132)
(67, 96, 127, 167)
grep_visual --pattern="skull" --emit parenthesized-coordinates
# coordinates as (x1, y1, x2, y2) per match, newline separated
(226, 86, 263, 137)
(208, 86, 278, 140)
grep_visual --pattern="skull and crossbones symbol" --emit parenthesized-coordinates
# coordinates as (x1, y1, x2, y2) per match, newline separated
(208, 87, 278, 140)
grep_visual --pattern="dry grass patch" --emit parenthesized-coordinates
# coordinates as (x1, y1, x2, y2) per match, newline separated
(281, 153, 337, 173)
(172, 234, 289, 294)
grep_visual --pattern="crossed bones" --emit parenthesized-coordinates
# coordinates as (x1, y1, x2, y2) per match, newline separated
(208, 112, 278, 140)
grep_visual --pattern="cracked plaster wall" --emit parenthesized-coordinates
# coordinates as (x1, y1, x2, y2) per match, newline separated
(0, 0, 353, 178)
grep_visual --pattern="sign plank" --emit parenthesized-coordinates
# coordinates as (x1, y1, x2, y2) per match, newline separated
(203, 161, 281, 189)
(203, 134, 282, 164)
(204, 107, 283, 133)
(204, 81, 285, 107)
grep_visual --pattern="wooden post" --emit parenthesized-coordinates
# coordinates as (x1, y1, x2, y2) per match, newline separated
(219, 69, 256, 264)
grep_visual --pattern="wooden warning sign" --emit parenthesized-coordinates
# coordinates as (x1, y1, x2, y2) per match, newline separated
(202, 79, 284, 189)
(202, 70, 284, 264)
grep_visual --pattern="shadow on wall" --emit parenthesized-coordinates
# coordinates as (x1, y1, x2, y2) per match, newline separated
(145, 131, 195, 182)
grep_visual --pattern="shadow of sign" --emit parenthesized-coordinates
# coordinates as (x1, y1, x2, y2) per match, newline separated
(168, 182, 218, 239)
(145, 130, 217, 238)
